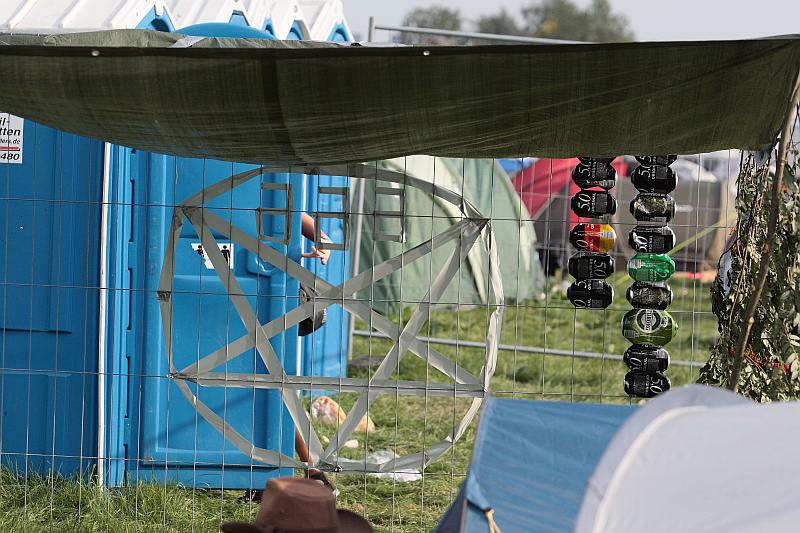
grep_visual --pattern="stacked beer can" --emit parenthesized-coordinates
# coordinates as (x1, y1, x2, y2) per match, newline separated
(566, 157, 618, 309)
(622, 155, 679, 398)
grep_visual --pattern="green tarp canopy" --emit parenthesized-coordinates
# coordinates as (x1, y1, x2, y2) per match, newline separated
(0, 30, 799, 165)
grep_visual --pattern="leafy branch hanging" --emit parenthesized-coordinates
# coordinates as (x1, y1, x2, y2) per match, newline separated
(699, 109, 800, 401)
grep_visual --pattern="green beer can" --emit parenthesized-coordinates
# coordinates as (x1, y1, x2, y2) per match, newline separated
(630, 192, 676, 223)
(627, 253, 675, 282)
(621, 308, 678, 345)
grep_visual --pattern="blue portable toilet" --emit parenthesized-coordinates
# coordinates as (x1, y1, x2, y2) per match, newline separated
(103, 152, 304, 488)
(0, 120, 105, 476)
(100, 19, 351, 489)
(0, 0, 352, 489)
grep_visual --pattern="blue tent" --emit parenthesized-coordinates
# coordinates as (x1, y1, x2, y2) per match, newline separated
(433, 398, 636, 533)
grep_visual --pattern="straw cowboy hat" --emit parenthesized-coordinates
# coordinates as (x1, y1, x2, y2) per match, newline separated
(221, 477, 374, 533)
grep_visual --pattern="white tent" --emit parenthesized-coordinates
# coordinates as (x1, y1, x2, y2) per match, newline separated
(575, 386, 800, 533)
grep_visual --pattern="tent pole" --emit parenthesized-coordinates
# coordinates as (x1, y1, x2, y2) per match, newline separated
(728, 67, 800, 392)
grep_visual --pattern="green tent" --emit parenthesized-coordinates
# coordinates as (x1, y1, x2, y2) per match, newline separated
(355, 156, 543, 313)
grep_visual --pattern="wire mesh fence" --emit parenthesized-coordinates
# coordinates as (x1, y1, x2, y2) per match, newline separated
(0, 114, 738, 530)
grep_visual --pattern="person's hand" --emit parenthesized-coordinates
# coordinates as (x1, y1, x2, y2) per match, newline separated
(302, 246, 330, 265)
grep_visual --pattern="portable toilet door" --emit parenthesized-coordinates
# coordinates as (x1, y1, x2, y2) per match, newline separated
(301, 174, 350, 389)
(104, 151, 309, 489)
(0, 116, 105, 477)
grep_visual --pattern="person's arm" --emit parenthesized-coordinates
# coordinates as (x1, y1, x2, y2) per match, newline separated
(301, 213, 331, 265)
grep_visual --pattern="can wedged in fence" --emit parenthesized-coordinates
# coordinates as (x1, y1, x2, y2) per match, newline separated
(571, 161, 617, 190)
(570, 223, 616, 252)
(568, 252, 614, 280)
(621, 308, 678, 345)
(630, 193, 676, 223)
(567, 279, 614, 308)
(634, 155, 677, 166)
(623, 370, 671, 398)
(626, 281, 673, 310)
(623, 343, 670, 372)
(628, 225, 676, 254)
(627, 253, 675, 282)
(571, 190, 617, 218)
(631, 165, 677, 194)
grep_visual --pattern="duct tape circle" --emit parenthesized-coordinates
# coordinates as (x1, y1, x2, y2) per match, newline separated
(158, 163, 503, 474)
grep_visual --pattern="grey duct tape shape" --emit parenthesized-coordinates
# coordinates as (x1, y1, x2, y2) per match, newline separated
(158, 163, 504, 474)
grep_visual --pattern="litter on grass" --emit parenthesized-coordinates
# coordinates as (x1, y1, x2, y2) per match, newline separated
(310, 396, 375, 433)
(366, 451, 423, 482)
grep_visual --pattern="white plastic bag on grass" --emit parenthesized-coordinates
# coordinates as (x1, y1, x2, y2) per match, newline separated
(366, 451, 422, 482)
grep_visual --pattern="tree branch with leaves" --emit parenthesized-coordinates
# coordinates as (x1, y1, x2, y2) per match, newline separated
(700, 133, 800, 401)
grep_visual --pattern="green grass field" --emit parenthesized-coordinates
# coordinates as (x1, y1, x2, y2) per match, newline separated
(0, 276, 718, 533)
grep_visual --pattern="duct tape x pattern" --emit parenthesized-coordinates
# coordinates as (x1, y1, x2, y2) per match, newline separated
(156, 163, 503, 474)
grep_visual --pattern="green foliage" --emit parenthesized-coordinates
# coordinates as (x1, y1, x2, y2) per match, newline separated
(699, 152, 800, 401)
(401, 5, 462, 30)
(521, 0, 635, 42)
(476, 9, 526, 37)
(400, 5, 463, 44)
(399, 0, 634, 43)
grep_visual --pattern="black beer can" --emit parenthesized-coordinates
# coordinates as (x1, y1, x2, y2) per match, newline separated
(623, 343, 670, 372)
(567, 279, 614, 309)
(628, 225, 676, 254)
(630, 193, 676, 223)
(571, 190, 617, 218)
(568, 252, 614, 280)
(634, 155, 677, 166)
(631, 165, 677, 194)
(623, 370, 671, 398)
(626, 281, 673, 310)
(571, 161, 617, 190)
